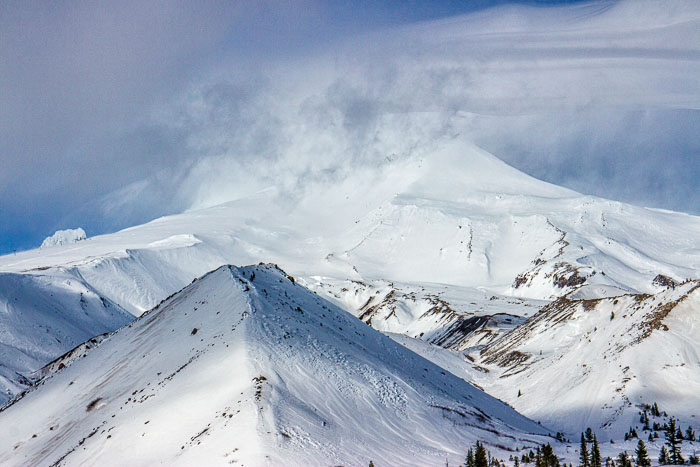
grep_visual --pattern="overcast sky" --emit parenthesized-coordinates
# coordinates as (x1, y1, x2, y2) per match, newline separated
(1, 0, 699, 255)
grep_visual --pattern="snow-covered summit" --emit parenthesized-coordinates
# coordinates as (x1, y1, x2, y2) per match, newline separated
(0, 263, 550, 466)
(3, 141, 698, 307)
(40, 228, 86, 248)
(0, 141, 697, 422)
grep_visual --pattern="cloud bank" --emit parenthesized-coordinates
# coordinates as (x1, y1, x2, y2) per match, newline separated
(1, 0, 699, 253)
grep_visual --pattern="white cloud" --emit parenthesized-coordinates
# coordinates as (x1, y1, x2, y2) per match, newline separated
(2, 0, 699, 253)
(108, 0, 699, 217)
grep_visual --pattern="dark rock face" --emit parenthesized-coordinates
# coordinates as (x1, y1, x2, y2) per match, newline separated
(652, 274, 677, 289)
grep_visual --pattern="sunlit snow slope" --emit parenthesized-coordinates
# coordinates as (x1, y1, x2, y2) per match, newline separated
(0, 264, 549, 467)
(475, 281, 700, 440)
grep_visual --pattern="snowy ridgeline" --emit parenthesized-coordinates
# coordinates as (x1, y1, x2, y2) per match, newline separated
(40, 228, 86, 248)
(0, 264, 549, 466)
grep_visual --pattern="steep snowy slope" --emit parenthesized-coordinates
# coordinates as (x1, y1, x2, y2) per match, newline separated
(0, 269, 132, 404)
(473, 280, 700, 439)
(0, 264, 550, 466)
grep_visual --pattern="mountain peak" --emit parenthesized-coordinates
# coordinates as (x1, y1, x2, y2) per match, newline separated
(0, 263, 549, 466)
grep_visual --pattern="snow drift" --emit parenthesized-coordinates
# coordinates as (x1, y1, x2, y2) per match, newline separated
(40, 228, 86, 248)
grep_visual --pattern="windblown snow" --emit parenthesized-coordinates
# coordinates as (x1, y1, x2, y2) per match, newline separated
(40, 228, 87, 249)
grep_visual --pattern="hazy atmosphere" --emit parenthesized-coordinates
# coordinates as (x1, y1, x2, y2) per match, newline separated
(2, 0, 699, 254)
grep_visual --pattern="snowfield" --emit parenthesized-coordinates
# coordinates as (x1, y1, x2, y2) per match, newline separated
(475, 281, 700, 439)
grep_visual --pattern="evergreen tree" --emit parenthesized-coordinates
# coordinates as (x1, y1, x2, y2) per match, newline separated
(591, 435, 602, 467)
(665, 418, 684, 465)
(466, 448, 475, 467)
(515, 457, 521, 467)
(475, 442, 488, 467)
(686, 426, 696, 441)
(635, 440, 651, 467)
(535, 447, 542, 467)
(617, 452, 631, 467)
(542, 444, 560, 467)
(586, 428, 595, 442)
(580, 433, 590, 467)
(369, 461, 375, 467)
(659, 446, 669, 465)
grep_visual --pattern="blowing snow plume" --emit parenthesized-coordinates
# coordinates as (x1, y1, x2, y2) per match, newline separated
(3, 0, 696, 254)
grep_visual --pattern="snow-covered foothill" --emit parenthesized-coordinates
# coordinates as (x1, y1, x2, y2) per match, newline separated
(474, 281, 700, 440)
(0, 269, 132, 405)
(0, 264, 551, 466)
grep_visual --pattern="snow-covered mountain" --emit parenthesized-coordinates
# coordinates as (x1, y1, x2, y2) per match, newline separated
(3, 140, 698, 309)
(305, 277, 700, 440)
(0, 140, 698, 432)
(1, 0, 699, 463)
(475, 280, 700, 440)
(0, 264, 550, 466)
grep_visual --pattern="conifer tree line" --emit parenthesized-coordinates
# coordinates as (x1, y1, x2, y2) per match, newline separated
(463, 440, 560, 467)
(579, 428, 654, 467)
(638, 403, 697, 442)
(464, 440, 509, 467)
(444, 408, 697, 467)
(577, 413, 697, 467)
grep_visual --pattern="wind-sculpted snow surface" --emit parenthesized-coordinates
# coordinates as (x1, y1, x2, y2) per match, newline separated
(0, 264, 549, 466)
